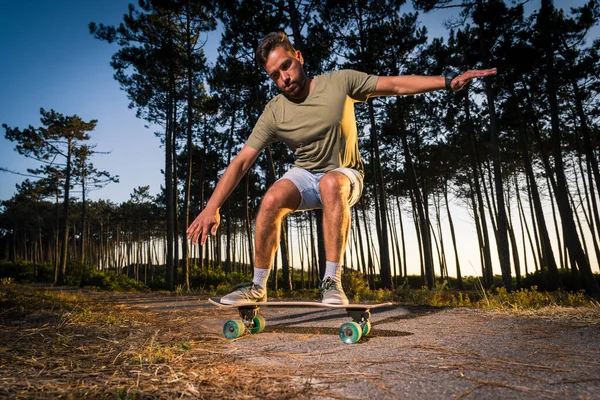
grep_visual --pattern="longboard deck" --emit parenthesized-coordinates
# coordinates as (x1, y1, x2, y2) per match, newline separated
(209, 297, 392, 310)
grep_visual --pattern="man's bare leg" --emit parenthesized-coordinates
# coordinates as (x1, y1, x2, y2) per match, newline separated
(319, 171, 352, 264)
(219, 179, 300, 304)
(254, 179, 301, 270)
(318, 171, 352, 304)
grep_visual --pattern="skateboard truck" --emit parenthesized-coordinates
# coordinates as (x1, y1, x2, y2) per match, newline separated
(222, 305, 266, 339)
(346, 308, 371, 324)
(238, 306, 260, 328)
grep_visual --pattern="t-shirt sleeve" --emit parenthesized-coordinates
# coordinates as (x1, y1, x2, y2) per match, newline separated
(337, 69, 378, 102)
(245, 104, 277, 151)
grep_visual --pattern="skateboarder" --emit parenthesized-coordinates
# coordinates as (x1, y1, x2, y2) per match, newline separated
(187, 32, 496, 305)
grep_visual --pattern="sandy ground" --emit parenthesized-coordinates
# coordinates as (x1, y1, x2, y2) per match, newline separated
(2, 286, 599, 399)
(103, 290, 600, 399)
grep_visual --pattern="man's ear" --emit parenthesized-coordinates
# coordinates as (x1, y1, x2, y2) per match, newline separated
(296, 50, 305, 65)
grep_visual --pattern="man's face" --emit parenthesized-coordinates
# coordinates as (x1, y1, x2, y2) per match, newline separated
(264, 46, 308, 99)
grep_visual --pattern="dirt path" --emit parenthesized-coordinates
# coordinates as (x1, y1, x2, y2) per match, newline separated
(2, 286, 600, 399)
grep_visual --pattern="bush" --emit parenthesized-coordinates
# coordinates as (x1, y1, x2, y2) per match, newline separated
(342, 271, 372, 302)
(521, 269, 600, 292)
(394, 283, 474, 307)
(190, 265, 226, 291)
(189, 265, 251, 292)
(0, 260, 54, 283)
(148, 277, 166, 291)
(80, 269, 147, 291)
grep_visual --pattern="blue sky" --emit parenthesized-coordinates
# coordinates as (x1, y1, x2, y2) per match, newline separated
(0, 0, 594, 205)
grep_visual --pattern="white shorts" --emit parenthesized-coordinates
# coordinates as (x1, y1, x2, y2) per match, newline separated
(278, 167, 364, 211)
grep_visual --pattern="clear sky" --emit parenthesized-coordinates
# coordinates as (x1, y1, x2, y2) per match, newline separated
(0, 0, 219, 204)
(0, 0, 594, 205)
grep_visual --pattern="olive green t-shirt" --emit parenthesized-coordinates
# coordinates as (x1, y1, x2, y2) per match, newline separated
(246, 69, 378, 176)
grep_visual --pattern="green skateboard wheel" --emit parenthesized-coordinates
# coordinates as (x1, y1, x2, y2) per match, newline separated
(339, 321, 363, 344)
(223, 319, 245, 339)
(249, 314, 266, 334)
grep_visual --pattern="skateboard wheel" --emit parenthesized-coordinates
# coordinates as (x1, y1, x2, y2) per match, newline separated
(339, 321, 363, 344)
(362, 321, 372, 336)
(223, 319, 245, 339)
(249, 314, 266, 334)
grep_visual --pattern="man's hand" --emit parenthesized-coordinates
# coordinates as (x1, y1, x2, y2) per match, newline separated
(187, 208, 221, 246)
(450, 68, 497, 92)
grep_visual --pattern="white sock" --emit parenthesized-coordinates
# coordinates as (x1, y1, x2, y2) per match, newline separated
(324, 261, 341, 282)
(252, 268, 270, 289)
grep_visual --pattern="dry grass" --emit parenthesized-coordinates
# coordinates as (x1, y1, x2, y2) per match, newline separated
(482, 303, 600, 326)
(0, 283, 313, 399)
(3, 282, 599, 399)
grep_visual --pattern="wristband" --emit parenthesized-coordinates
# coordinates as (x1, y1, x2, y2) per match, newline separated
(445, 72, 458, 91)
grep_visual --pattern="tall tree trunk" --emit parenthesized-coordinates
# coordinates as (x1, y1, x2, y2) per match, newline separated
(182, 7, 194, 292)
(517, 113, 561, 289)
(433, 193, 448, 280)
(53, 192, 60, 283)
(59, 138, 73, 285)
(443, 179, 463, 289)
(464, 94, 493, 288)
(245, 174, 254, 270)
(468, 174, 487, 283)
(225, 102, 237, 274)
(359, 200, 375, 288)
(389, 203, 403, 282)
(315, 210, 326, 280)
(505, 199, 522, 287)
(477, 0, 511, 290)
(165, 89, 175, 291)
(398, 103, 434, 288)
(172, 94, 180, 286)
(541, 0, 598, 293)
(515, 175, 533, 275)
(81, 167, 87, 265)
(368, 101, 392, 288)
(281, 219, 292, 291)
(353, 206, 367, 276)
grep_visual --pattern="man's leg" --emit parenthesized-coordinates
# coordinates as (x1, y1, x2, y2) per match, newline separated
(254, 179, 301, 270)
(318, 171, 353, 304)
(220, 179, 300, 304)
(319, 171, 352, 266)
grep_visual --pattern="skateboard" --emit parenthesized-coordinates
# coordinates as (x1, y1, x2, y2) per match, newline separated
(209, 298, 393, 344)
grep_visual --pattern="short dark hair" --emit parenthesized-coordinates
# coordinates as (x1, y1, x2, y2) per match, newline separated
(255, 32, 297, 68)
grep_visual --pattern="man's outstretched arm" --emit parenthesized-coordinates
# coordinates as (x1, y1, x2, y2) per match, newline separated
(187, 145, 260, 246)
(372, 68, 497, 97)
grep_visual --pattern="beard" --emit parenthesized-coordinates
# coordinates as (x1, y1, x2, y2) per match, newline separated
(282, 75, 307, 99)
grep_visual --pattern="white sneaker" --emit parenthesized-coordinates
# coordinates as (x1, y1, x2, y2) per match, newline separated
(220, 282, 267, 305)
(319, 277, 349, 305)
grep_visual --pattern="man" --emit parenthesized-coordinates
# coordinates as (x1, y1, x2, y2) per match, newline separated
(187, 32, 496, 305)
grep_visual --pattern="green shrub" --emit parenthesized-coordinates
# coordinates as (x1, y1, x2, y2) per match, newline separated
(189, 265, 226, 289)
(0, 260, 54, 283)
(342, 271, 372, 302)
(189, 265, 251, 292)
(521, 269, 600, 292)
(148, 277, 166, 291)
(80, 269, 147, 291)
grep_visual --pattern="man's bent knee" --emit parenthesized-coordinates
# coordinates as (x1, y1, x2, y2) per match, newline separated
(260, 179, 301, 214)
(319, 172, 351, 201)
